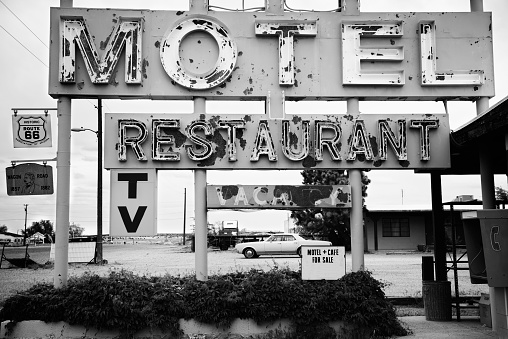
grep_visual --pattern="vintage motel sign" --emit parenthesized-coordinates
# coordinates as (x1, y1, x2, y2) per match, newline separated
(5, 163, 54, 196)
(301, 246, 346, 280)
(207, 185, 351, 209)
(49, 8, 493, 100)
(110, 169, 157, 236)
(12, 114, 52, 148)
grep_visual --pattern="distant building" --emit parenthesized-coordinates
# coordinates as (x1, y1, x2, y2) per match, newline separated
(0, 231, 24, 246)
(365, 202, 487, 251)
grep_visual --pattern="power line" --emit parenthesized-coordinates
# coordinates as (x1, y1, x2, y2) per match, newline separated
(0, 3, 109, 112)
(0, 23, 48, 68)
(0, 0, 48, 48)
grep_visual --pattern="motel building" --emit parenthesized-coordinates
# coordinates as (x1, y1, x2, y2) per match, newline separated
(4, 0, 504, 337)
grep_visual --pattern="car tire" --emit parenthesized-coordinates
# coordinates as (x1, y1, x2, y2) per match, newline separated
(243, 248, 257, 259)
(297, 247, 302, 257)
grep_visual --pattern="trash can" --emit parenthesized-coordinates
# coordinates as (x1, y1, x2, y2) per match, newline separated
(422, 280, 452, 321)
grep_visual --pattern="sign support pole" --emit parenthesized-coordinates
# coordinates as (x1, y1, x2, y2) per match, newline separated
(348, 98, 364, 272)
(54, 96, 72, 288)
(477, 95, 498, 331)
(194, 97, 208, 281)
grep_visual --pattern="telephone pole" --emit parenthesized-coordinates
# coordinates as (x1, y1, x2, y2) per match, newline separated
(23, 204, 28, 245)
(183, 188, 187, 245)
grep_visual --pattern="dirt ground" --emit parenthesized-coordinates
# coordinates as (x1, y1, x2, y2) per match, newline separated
(0, 240, 489, 307)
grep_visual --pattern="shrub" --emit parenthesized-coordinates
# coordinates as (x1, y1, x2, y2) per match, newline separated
(0, 268, 407, 339)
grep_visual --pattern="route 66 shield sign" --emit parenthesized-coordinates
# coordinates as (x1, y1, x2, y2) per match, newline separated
(12, 115, 52, 148)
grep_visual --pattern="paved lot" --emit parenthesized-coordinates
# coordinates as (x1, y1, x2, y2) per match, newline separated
(0, 242, 489, 301)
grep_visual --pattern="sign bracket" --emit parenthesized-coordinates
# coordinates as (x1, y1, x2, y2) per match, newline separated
(11, 158, 58, 167)
(11, 108, 57, 117)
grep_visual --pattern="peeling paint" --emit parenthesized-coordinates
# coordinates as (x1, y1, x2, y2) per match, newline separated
(255, 20, 317, 86)
(342, 21, 404, 85)
(208, 185, 351, 209)
(107, 113, 450, 170)
(420, 21, 483, 86)
(59, 17, 143, 84)
(160, 17, 237, 90)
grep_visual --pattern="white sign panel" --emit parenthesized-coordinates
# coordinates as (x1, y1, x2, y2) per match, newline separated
(12, 115, 52, 148)
(301, 246, 345, 280)
(110, 169, 157, 236)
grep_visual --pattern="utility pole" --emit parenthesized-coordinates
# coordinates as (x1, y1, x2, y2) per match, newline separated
(183, 188, 187, 245)
(96, 98, 103, 264)
(23, 204, 28, 245)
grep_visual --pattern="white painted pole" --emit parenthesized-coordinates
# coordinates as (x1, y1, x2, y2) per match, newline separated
(54, 96, 71, 288)
(347, 98, 364, 272)
(477, 96, 498, 332)
(470, 0, 500, 332)
(470, 0, 483, 12)
(194, 97, 208, 281)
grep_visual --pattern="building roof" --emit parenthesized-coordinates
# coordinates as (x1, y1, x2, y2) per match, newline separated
(0, 231, 23, 238)
(418, 95, 508, 175)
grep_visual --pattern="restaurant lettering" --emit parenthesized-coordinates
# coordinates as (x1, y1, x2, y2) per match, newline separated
(104, 113, 450, 170)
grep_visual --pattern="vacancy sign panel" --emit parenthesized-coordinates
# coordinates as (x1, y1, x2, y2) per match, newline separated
(301, 246, 346, 280)
(207, 185, 351, 209)
(110, 169, 157, 236)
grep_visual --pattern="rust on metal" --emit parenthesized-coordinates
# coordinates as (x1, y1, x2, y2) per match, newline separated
(378, 119, 407, 160)
(346, 120, 374, 161)
(107, 113, 449, 170)
(60, 16, 143, 84)
(207, 185, 352, 209)
(420, 21, 483, 86)
(152, 119, 181, 161)
(160, 17, 237, 89)
(410, 119, 439, 161)
(118, 119, 148, 161)
(255, 21, 317, 86)
(342, 21, 404, 85)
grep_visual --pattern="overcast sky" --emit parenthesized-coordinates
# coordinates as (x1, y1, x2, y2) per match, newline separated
(1, 0, 507, 235)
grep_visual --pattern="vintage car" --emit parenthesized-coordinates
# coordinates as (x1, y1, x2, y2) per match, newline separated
(235, 233, 331, 258)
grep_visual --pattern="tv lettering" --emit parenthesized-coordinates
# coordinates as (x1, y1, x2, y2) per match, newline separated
(117, 173, 148, 233)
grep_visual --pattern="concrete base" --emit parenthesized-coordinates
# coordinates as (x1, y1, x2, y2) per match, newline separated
(0, 319, 346, 338)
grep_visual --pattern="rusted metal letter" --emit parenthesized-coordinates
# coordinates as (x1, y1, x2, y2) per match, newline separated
(117, 119, 148, 162)
(281, 120, 310, 161)
(346, 120, 374, 161)
(314, 121, 342, 161)
(409, 119, 439, 161)
(152, 119, 181, 161)
(218, 120, 246, 161)
(185, 120, 214, 161)
(255, 21, 317, 86)
(342, 21, 404, 85)
(60, 17, 142, 84)
(250, 120, 278, 161)
(420, 21, 483, 86)
(160, 17, 237, 89)
(378, 119, 407, 161)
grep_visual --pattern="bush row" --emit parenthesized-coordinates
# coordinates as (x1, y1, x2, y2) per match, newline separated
(0, 268, 408, 338)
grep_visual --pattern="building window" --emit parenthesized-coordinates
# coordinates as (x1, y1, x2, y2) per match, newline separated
(382, 218, 410, 237)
